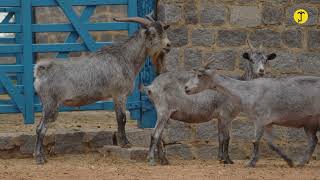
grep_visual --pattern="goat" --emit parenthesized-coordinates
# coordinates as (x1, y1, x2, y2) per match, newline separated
(143, 42, 277, 165)
(33, 16, 171, 164)
(185, 62, 320, 168)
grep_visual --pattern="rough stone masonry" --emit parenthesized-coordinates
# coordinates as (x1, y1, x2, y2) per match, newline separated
(2, 1, 320, 161)
(157, 0, 320, 161)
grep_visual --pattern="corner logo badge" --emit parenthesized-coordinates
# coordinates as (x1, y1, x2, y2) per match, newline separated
(294, 9, 308, 24)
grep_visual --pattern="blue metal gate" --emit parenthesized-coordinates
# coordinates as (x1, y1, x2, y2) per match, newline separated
(0, 0, 157, 128)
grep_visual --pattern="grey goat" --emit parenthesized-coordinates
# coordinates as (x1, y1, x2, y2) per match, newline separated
(185, 63, 320, 167)
(143, 43, 277, 165)
(33, 16, 171, 164)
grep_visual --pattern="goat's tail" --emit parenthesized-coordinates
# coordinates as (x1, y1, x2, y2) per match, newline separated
(34, 60, 52, 79)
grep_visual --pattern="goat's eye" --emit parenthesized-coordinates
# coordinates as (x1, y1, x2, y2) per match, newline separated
(197, 74, 202, 78)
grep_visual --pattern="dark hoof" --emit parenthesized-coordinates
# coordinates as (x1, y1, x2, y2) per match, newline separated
(287, 160, 294, 168)
(223, 158, 234, 164)
(160, 157, 169, 165)
(35, 155, 47, 165)
(149, 159, 156, 166)
(245, 161, 256, 168)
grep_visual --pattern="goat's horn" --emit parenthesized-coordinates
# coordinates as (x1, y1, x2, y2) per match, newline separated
(113, 17, 152, 27)
(247, 39, 255, 51)
(203, 59, 215, 68)
(259, 44, 263, 52)
(145, 11, 156, 22)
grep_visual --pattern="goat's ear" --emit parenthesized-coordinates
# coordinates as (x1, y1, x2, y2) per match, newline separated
(267, 53, 277, 61)
(163, 24, 170, 30)
(242, 52, 250, 60)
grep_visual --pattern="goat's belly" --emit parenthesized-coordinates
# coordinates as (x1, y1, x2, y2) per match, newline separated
(272, 115, 320, 128)
(63, 96, 105, 107)
(170, 111, 213, 123)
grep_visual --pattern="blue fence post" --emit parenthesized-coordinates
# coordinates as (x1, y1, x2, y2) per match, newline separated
(137, 0, 157, 128)
(21, 0, 34, 124)
(127, 0, 141, 121)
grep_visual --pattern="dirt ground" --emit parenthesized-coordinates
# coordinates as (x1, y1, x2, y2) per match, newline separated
(0, 111, 137, 134)
(0, 153, 319, 180)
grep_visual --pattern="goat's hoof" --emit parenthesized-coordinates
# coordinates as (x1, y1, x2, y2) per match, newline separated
(245, 161, 256, 168)
(160, 157, 169, 165)
(287, 160, 294, 168)
(295, 162, 306, 168)
(149, 159, 156, 166)
(119, 142, 132, 148)
(223, 159, 234, 164)
(35, 155, 47, 165)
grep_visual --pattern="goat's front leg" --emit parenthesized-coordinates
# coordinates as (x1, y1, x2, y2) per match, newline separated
(114, 96, 131, 148)
(264, 125, 294, 167)
(297, 127, 318, 167)
(149, 111, 169, 166)
(35, 98, 59, 164)
(157, 139, 169, 165)
(218, 116, 233, 164)
(246, 123, 264, 168)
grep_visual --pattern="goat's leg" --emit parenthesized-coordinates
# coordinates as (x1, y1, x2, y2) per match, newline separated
(35, 99, 59, 164)
(246, 124, 264, 168)
(157, 138, 169, 165)
(297, 127, 318, 167)
(114, 96, 131, 148)
(218, 117, 233, 164)
(217, 118, 224, 161)
(264, 125, 294, 167)
(149, 112, 169, 166)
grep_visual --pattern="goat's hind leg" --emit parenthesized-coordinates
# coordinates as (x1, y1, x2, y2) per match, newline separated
(35, 99, 59, 164)
(264, 125, 294, 167)
(149, 112, 169, 166)
(246, 124, 264, 168)
(297, 127, 318, 167)
(157, 139, 169, 165)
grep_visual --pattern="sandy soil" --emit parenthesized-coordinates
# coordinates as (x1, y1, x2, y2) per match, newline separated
(0, 111, 137, 134)
(0, 153, 319, 180)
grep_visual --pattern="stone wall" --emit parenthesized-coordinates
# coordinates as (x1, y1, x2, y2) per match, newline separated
(158, 0, 320, 161)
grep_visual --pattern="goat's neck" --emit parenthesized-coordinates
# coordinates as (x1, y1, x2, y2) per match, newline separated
(123, 31, 149, 76)
(240, 65, 257, 81)
(211, 74, 254, 110)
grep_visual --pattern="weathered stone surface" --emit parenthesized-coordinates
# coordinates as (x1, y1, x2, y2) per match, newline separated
(164, 48, 182, 72)
(204, 50, 237, 71)
(297, 52, 320, 75)
(165, 144, 193, 160)
(184, 0, 198, 24)
(167, 27, 188, 47)
(184, 48, 202, 70)
(249, 29, 281, 48)
(269, 52, 299, 74)
(230, 6, 261, 27)
(282, 29, 303, 48)
(236, 0, 258, 4)
(98, 145, 148, 162)
(217, 30, 247, 47)
(0, 135, 15, 150)
(286, 5, 318, 26)
(194, 144, 217, 160)
(163, 120, 193, 144)
(195, 121, 218, 141)
(54, 131, 85, 154)
(191, 28, 214, 47)
(19, 135, 36, 155)
(158, 3, 182, 24)
(231, 118, 254, 140)
(308, 29, 320, 50)
(262, 5, 284, 25)
(83, 131, 114, 149)
(200, 2, 226, 25)
(125, 129, 152, 148)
